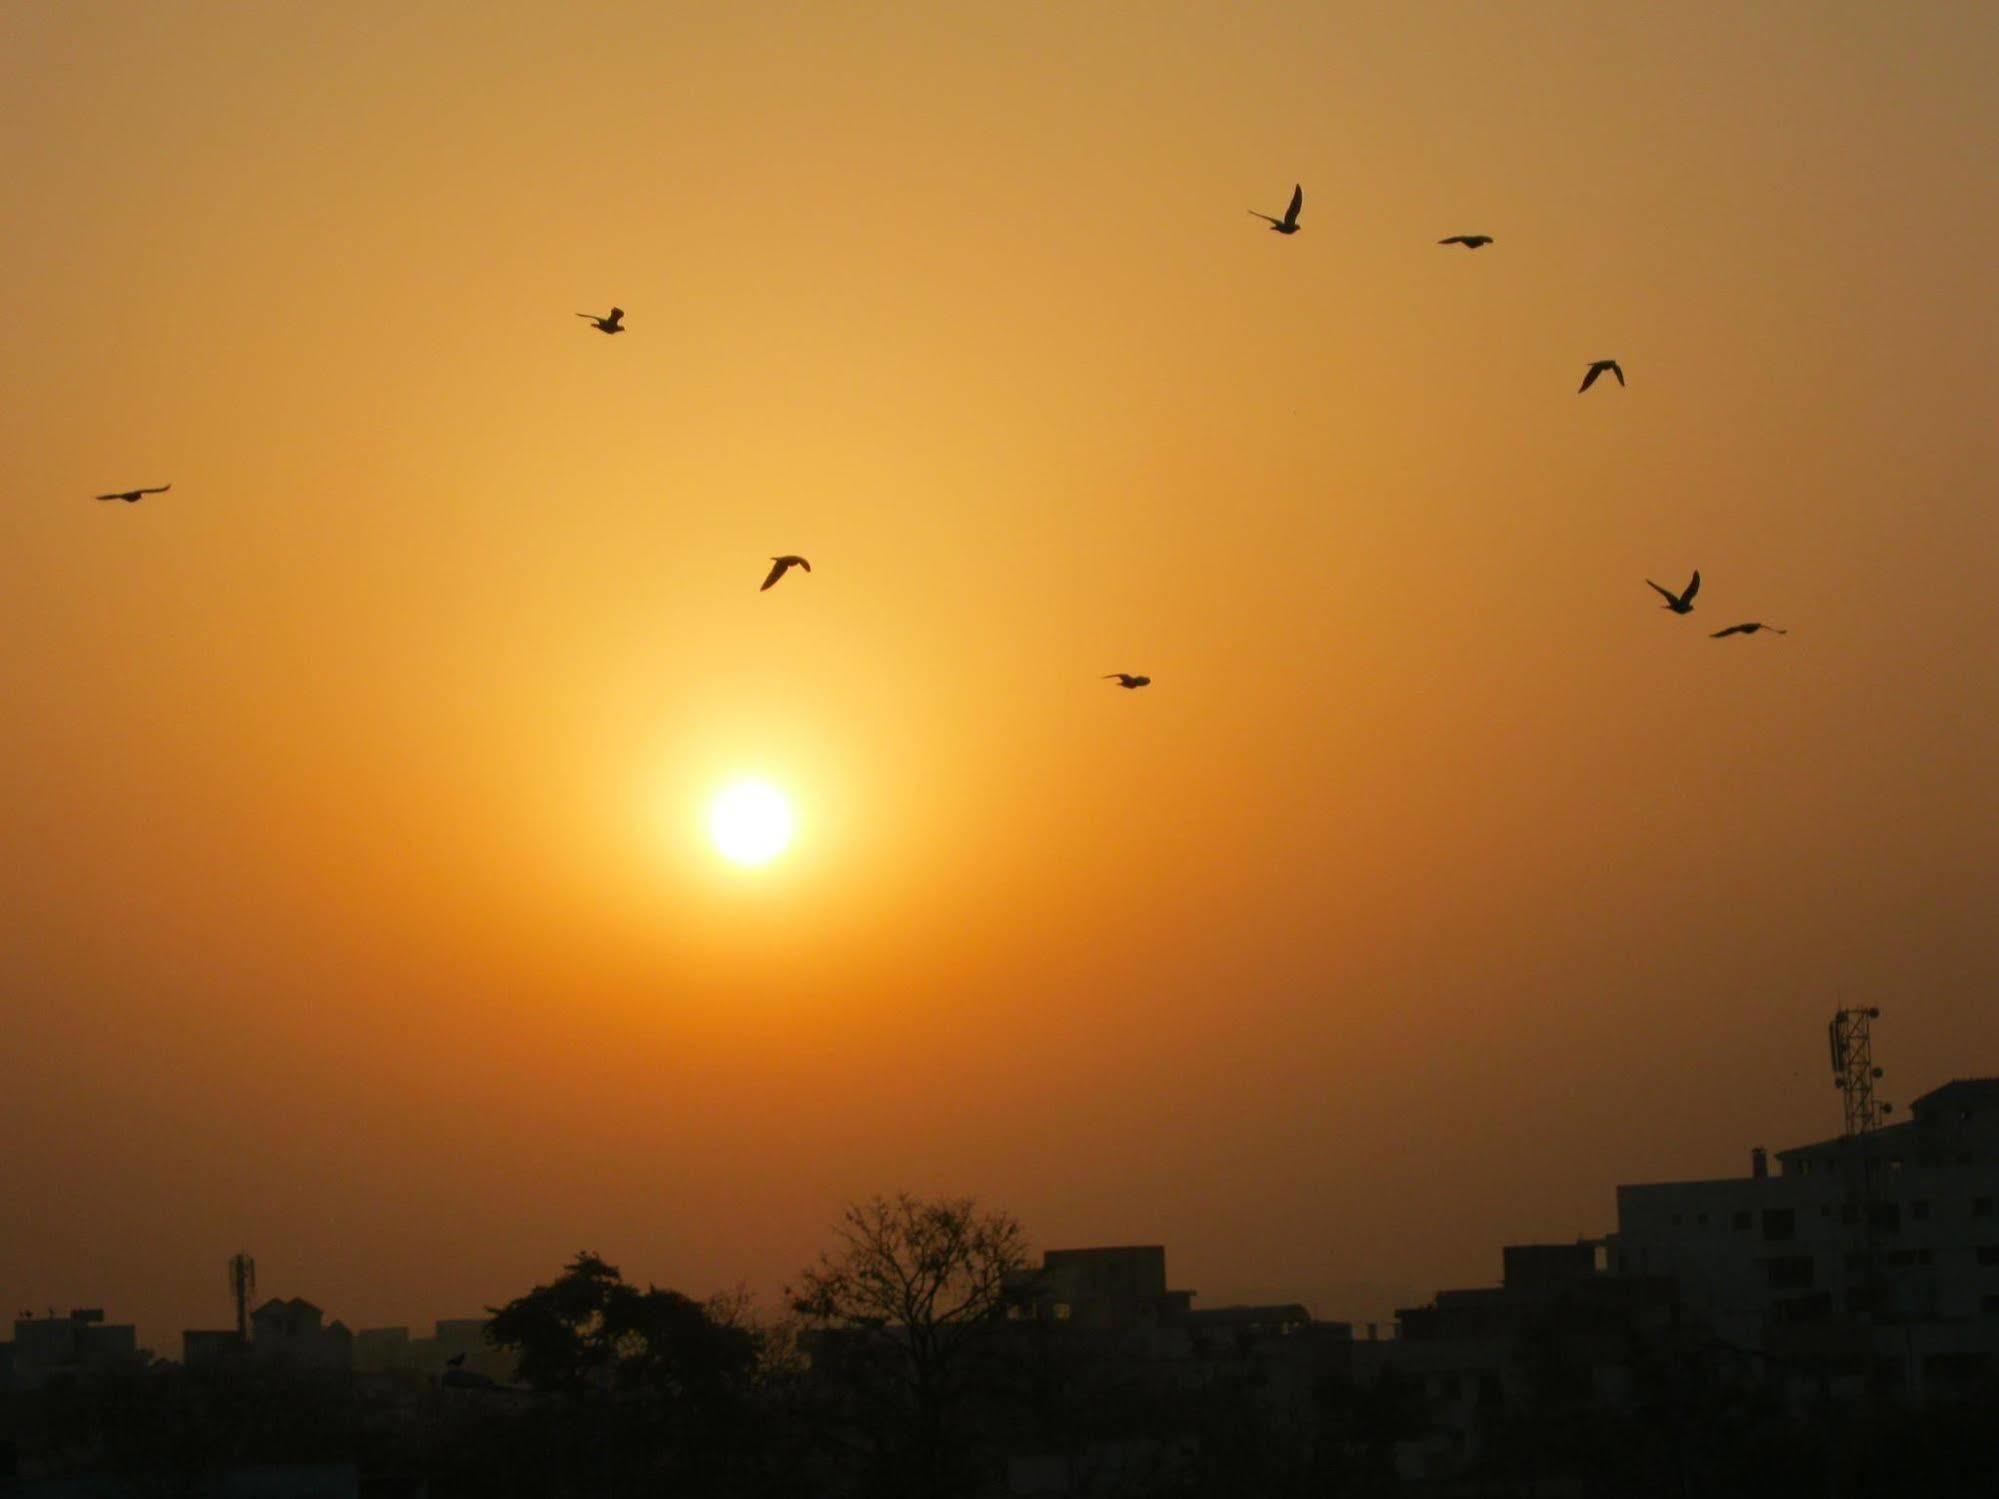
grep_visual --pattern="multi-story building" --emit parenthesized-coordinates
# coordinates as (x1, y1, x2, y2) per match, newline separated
(3, 1309, 141, 1390)
(1608, 1076, 1999, 1393)
(248, 1296, 353, 1371)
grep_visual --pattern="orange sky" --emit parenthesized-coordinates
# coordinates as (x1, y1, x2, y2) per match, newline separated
(3, 2, 1996, 1351)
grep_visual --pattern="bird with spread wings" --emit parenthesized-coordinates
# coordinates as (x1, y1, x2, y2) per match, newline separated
(761, 555, 811, 591)
(1249, 184, 1303, 235)
(1579, 359, 1624, 393)
(1646, 571, 1700, 614)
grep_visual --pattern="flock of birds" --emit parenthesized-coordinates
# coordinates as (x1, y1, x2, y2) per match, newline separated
(93, 181, 1787, 682)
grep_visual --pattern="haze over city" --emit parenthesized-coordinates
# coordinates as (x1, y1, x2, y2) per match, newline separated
(3, 1, 1995, 1360)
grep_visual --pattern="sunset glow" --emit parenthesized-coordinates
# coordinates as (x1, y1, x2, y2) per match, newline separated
(1, 1, 1994, 1370)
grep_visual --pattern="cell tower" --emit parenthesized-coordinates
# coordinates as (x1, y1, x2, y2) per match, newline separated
(228, 1252, 256, 1343)
(1828, 1007, 1889, 1136)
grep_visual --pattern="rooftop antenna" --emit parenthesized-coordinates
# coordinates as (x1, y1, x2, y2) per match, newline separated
(1828, 1007, 1889, 1136)
(228, 1252, 256, 1343)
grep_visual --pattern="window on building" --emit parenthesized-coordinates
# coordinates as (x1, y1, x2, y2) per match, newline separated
(1672, 1214, 1683, 1227)
(1984, 1294, 1999, 1319)
(1913, 1200, 1930, 1222)
(1762, 1208, 1796, 1243)
(1977, 1246, 1999, 1268)
(1869, 1202, 1901, 1235)
(1697, 1212, 1709, 1227)
(1732, 1211, 1751, 1232)
(1976, 1197, 1995, 1219)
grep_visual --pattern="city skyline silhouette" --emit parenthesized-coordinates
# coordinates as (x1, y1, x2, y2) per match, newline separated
(3, 0, 1996, 1393)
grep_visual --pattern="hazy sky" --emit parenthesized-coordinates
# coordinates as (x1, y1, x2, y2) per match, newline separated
(3, 1, 1995, 1352)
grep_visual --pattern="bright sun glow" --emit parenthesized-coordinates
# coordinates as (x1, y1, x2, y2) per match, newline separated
(708, 779, 796, 866)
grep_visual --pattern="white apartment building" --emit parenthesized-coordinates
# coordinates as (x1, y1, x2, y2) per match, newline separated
(1609, 1077, 1999, 1387)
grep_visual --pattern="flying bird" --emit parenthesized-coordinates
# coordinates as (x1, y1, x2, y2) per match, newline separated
(1438, 235, 1493, 249)
(760, 555, 810, 591)
(1710, 622, 1787, 638)
(94, 484, 170, 504)
(1103, 674, 1152, 689)
(576, 306, 625, 334)
(1646, 571, 1701, 614)
(1249, 184, 1303, 235)
(1578, 359, 1624, 393)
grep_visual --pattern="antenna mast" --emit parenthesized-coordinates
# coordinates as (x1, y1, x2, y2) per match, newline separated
(1828, 1007, 1887, 1136)
(228, 1252, 256, 1343)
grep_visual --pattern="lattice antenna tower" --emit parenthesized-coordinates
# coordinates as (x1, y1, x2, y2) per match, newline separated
(1828, 1007, 1888, 1136)
(228, 1252, 256, 1342)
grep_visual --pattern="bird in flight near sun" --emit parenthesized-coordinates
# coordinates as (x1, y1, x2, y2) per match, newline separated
(1438, 234, 1493, 249)
(1579, 359, 1624, 393)
(577, 306, 625, 334)
(761, 555, 810, 591)
(1249, 183, 1303, 235)
(1647, 571, 1701, 615)
(1711, 622, 1787, 638)
(1103, 673, 1152, 689)
(95, 483, 170, 504)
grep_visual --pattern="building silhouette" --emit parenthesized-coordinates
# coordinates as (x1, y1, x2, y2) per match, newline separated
(1609, 1074, 1999, 1397)
(0, 1309, 141, 1391)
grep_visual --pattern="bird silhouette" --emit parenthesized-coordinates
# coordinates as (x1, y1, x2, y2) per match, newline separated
(1249, 184, 1303, 235)
(1438, 235, 1493, 249)
(446, 1353, 466, 1368)
(94, 484, 170, 504)
(1711, 622, 1787, 638)
(1646, 572, 1701, 614)
(1578, 359, 1624, 393)
(1103, 674, 1152, 689)
(577, 306, 625, 334)
(761, 555, 810, 591)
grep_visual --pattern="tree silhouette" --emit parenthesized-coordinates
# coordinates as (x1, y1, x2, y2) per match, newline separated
(485, 1251, 754, 1399)
(790, 1194, 1030, 1498)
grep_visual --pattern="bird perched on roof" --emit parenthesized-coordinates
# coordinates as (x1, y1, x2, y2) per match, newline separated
(761, 555, 810, 591)
(95, 484, 170, 504)
(446, 1353, 466, 1368)
(577, 306, 625, 334)
(1646, 572, 1701, 614)
(1711, 622, 1787, 638)
(1249, 184, 1303, 235)
(1438, 235, 1493, 249)
(1103, 674, 1151, 689)
(1579, 359, 1624, 393)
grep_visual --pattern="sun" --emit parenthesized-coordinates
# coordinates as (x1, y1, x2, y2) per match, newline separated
(708, 779, 796, 867)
